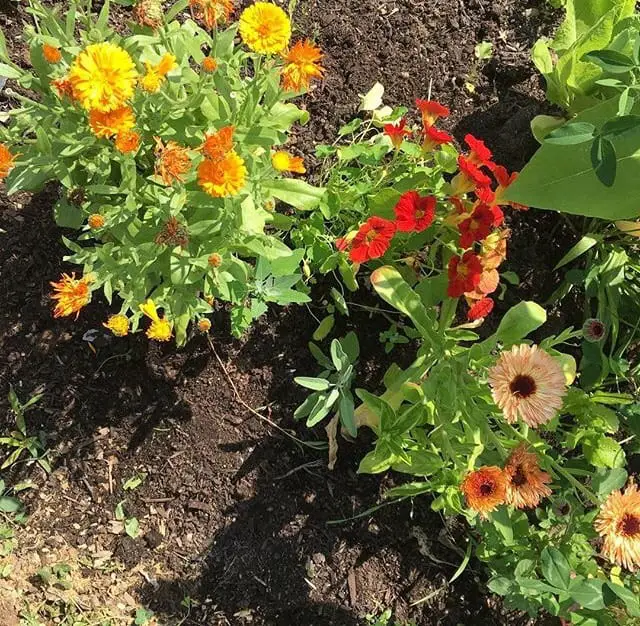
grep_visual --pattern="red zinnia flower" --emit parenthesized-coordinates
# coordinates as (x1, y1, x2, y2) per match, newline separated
(422, 124, 453, 152)
(451, 156, 492, 195)
(458, 204, 495, 248)
(447, 251, 482, 298)
(393, 191, 436, 233)
(467, 297, 494, 321)
(384, 118, 411, 149)
(464, 134, 493, 165)
(416, 99, 450, 127)
(349, 217, 396, 263)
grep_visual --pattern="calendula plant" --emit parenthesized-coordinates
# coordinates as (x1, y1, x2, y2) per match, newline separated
(298, 265, 640, 622)
(293, 91, 524, 339)
(0, 0, 326, 343)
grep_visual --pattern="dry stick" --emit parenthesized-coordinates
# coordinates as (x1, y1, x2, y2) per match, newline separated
(206, 336, 324, 450)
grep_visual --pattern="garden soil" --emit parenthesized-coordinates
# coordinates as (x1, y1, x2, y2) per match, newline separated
(0, 1, 568, 624)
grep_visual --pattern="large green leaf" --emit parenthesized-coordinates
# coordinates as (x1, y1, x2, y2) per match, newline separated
(505, 96, 640, 219)
(489, 301, 547, 348)
(263, 178, 325, 210)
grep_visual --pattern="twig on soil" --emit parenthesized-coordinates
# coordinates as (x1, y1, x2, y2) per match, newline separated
(274, 459, 323, 480)
(206, 336, 326, 451)
(93, 352, 131, 378)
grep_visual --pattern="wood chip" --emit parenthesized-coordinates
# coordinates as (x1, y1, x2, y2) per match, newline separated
(347, 569, 357, 607)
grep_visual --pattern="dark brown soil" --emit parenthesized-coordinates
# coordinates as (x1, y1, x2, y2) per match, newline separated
(0, 1, 567, 624)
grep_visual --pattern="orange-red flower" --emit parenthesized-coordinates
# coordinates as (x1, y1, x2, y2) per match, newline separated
(467, 297, 494, 321)
(461, 466, 507, 515)
(190, 0, 234, 29)
(197, 151, 247, 197)
(271, 150, 305, 173)
(384, 118, 411, 149)
(43, 43, 62, 64)
(88, 106, 135, 139)
(0, 144, 15, 180)
(201, 57, 218, 72)
(416, 99, 450, 127)
(595, 479, 640, 571)
(458, 204, 496, 249)
(464, 134, 493, 166)
(88, 214, 105, 229)
(281, 39, 324, 92)
(481, 228, 509, 270)
(451, 156, 492, 195)
(504, 444, 552, 509)
(465, 268, 500, 300)
(447, 251, 482, 298)
(490, 164, 528, 210)
(154, 137, 191, 185)
(393, 191, 436, 233)
(51, 76, 75, 99)
(422, 124, 453, 152)
(201, 125, 235, 161)
(115, 129, 140, 153)
(349, 217, 396, 263)
(50, 273, 92, 319)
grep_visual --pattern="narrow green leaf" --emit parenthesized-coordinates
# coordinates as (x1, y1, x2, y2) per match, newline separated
(554, 234, 601, 270)
(294, 377, 331, 391)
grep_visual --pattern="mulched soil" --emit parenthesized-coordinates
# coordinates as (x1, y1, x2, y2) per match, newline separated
(0, 0, 570, 624)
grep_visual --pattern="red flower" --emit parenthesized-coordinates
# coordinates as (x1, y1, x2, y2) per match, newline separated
(467, 297, 494, 321)
(447, 251, 483, 298)
(458, 204, 495, 248)
(416, 99, 450, 126)
(489, 204, 504, 227)
(451, 156, 492, 196)
(335, 237, 349, 251)
(464, 134, 493, 165)
(394, 191, 436, 232)
(422, 124, 453, 151)
(490, 164, 528, 211)
(349, 217, 396, 263)
(476, 185, 495, 204)
(384, 118, 411, 149)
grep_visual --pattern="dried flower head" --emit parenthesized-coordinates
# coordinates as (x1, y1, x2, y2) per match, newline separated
(103, 314, 129, 337)
(281, 39, 324, 92)
(239, 2, 291, 54)
(50, 273, 92, 319)
(134, 0, 164, 29)
(190, 0, 234, 29)
(154, 137, 191, 185)
(504, 444, 552, 509)
(155, 216, 189, 247)
(68, 42, 137, 112)
(51, 76, 75, 100)
(461, 466, 507, 515)
(488, 344, 567, 428)
(595, 479, 640, 571)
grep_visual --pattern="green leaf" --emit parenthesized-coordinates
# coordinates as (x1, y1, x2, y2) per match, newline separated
(294, 377, 331, 391)
(330, 339, 348, 371)
(541, 547, 571, 591)
(606, 582, 640, 617)
(582, 48, 635, 72)
(124, 517, 140, 538)
(487, 576, 512, 596)
(54, 199, 85, 229)
(591, 467, 627, 496)
(0, 63, 23, 79)
(590, 135, 617, 186)
(570, 578, 605, 610)
(531, 114, 568, 143)
(339, 391, 356, 437)
(313, 315, 335, 341)
(263, 179, 325, 211)
(545, 122, 596, 144)
(306, 389, 339, 426)
(554, 234, 601, 269)
(583, 434, 625, 468)
(0, 496, 22, 513)
(490, 301, 547, 347)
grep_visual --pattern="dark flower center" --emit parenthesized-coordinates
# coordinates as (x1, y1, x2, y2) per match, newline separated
(479, 481, 494, 496)
(509, 374, 537, 398)
(619, 513, 640, 537)
(511, 466, 527, 487)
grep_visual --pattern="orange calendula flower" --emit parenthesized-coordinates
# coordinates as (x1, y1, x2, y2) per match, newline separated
(68, 42, 137, 112)
(51, 76, 75, 100)
(198, 151, 247, 197)
(88, 106, 135, 139)
(281, 39, 324, 92)
(88, 214, 105, 229)
(503, 444, 552, 509)
(461, 466, 507, 515)
(103, 314, 129, 337)
(115, 129, 140, 154)
(50, 273, 92, 319)
(202, 57, 218, 72)
(0, 144, 16, 180)
(43, 43, 62, 64)
(154, 137, 191, 185)
(198, 318, 212, 332)
(208, 252, 223, 267)
(488, 344, 567, 428)
(271, 150, 305, 174)
(595, 479, 640, 571)
(201, 126, 235, 161)
(239, 2, 291, 54)
(190, 0, 234, 29)
(140, 299, 173, 342)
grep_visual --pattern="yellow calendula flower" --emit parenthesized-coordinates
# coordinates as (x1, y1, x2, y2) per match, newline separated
(271, 150, 305, 174)
(68, 42, 137, 112)
(140, 299, 173, 341)
(141, 53, 177, 93)
(103, 314, 129, 337)
(239, 2, 291, 55)
(50, 273, 92, 319)
(88, 106, 135, 139)
(197, 151, 247, 197)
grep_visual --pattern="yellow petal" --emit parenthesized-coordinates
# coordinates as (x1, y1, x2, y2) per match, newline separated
(139, 299, 159, 322)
